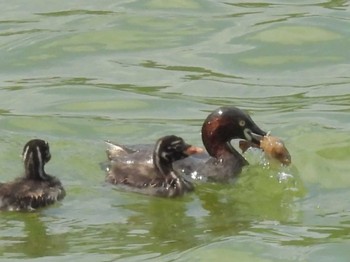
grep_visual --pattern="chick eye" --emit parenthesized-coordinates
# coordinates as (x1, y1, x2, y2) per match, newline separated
(239, 120, 245, 127)
(174, 145, 184, 152)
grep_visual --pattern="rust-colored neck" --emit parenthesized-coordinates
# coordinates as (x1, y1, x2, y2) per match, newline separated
(201, 116, 237, 158)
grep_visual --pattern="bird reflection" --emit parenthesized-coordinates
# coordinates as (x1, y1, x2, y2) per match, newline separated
(121, 195, 199, 254)
(194, 164, 305, 237)
(0, 212, 67, 258)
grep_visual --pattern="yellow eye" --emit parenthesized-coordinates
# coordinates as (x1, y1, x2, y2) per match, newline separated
(239, 120, 245, 127)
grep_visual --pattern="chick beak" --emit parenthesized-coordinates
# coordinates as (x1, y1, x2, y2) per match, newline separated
(183, 145, 204, 156)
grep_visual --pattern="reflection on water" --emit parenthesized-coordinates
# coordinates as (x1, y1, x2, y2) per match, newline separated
(0, 0, 350, 261)
(0, 213, 68, 258)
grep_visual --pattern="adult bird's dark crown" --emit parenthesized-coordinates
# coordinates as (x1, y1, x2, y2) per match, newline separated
(201, 106, 266, 158)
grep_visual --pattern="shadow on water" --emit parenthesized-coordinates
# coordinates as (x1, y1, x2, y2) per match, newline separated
(0, 212, 68, 258)
(4, 76, 350, 119)
(316, 0, 349, 10)
(139, 60, 243, 81)
(36, 10, 116, 17)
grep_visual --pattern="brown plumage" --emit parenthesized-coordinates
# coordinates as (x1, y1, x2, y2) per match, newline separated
(105, 135, 203, 197)
(0, 139, 65, 211)
(105, 107, 289, 183)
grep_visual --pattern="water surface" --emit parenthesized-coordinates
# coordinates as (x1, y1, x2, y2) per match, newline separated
(0, 0, 350, 261)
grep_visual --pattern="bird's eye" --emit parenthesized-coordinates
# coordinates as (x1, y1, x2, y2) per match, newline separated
(169, 140, 184, 152)
(175, 144, 183, 151)
(239, 120, 245, 127)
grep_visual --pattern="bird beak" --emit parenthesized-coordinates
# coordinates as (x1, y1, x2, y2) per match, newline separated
(250, 131, 264, 145)
(245, 123, 266, 146)
(184, 145, 204, 156)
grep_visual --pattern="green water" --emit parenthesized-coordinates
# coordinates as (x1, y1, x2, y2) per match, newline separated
(1, 0, 350, 261)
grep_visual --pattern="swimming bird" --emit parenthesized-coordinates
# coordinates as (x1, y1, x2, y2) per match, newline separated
(106, 107, 273, 182)
(0, 139, 65, 211)
(105, 135, 203, 197)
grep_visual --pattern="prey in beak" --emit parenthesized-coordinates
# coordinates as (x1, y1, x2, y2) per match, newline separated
(240, 134, 291, 166)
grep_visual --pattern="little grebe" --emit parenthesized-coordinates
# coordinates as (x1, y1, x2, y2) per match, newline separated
(174, 106, 267, 182)
(105, 107, 288, 182)
(105, 135, 203, 197)
(0, 139, 65, 211)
